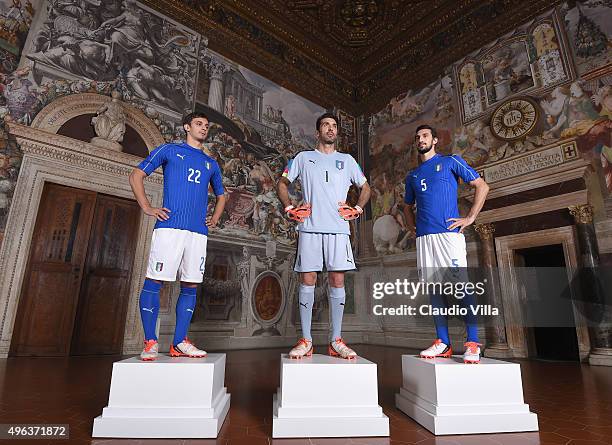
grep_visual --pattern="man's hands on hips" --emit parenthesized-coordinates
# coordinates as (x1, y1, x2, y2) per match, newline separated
(206, 215, 220, 228)
(447, 215, 475, 233)
(338, 202, 363, 221)
(144, 205, 170, 221)
(286, 203, 311, 223)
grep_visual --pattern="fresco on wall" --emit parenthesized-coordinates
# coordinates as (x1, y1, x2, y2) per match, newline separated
(368, 76, 456, 254)
(541, 77, 612, 190)
(338, 109, 358, 157)
(563, 0, 612, 77)
(0, 0, 36, 75)
(196, 52, 326, 246)
(455, 13, 572, 123)
(368, 6, 612, 257)
(26, 0, 201, 117)
(482, 39, 534, 105)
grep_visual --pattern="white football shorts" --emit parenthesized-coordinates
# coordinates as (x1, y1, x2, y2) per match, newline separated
(416, 232, 467, 282)
(146, 228, 208, 283)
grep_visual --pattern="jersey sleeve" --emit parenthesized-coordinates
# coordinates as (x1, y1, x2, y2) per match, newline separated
(282, 153, 302, 183)
(137, 144, 168, 175)
(210, 162, 224, 196)
(449, 155, 480, 183)
(349, 156, 367, 187)
(404, 174, 415, 205)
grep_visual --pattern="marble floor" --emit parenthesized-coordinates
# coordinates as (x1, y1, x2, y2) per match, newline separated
(1, 345, 610, 445)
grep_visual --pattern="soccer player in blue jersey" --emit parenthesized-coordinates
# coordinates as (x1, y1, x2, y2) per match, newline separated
(129, 112, 226, 361)
(403, 124, 489, 363)
(277, 113, 371, 360)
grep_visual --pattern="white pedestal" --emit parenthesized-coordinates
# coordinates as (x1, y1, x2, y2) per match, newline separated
(395, 355, 538, 435)
(92, 353, 230, 438)
(272, 354, 389, 438)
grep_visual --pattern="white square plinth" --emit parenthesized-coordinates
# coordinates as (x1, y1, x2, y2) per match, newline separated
(395, 355, 538, 435)
(92, 353, 230, 438)
(272, 354, 389, 438)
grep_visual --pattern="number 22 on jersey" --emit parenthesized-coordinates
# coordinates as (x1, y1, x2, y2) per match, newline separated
(188, 168, 201, 183)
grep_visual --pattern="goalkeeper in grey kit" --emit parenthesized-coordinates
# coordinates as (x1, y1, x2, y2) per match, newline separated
(277, 113, 371, 359)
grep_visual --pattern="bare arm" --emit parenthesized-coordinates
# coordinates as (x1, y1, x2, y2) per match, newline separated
(128, 168, 170, 221)
(277, 177, 292, 209)
(447, 177, 490, 232)
(356, 181, 371, 210)
(206, 194, 226, 228)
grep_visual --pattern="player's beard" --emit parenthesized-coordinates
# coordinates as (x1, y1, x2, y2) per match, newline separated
(417, 142, 434, 154)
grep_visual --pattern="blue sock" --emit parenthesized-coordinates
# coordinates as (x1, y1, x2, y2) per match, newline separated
(458, 287, 479, 343)
(430, 293, 450, 345)
(139, 279, 161, 341)
(298, 284, 315, 340)
(329, 286, 346, 341)
(173, 286, 197, 346)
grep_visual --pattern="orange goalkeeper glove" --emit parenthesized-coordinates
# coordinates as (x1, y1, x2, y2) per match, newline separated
(285, 203, 311, 223)
(338, 202, 363, 221)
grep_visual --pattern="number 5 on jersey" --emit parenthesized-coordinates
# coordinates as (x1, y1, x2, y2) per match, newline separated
(421, 178, 427, 191)
(188, 168, 201, 183)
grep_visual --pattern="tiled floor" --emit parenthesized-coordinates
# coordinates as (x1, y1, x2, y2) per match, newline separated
(0, 345, 610, 445)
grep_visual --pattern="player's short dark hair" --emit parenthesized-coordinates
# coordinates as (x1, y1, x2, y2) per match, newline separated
(415, 124, 437, 138)
(182, 112, 209, 127)
(316, 112, 339, 131)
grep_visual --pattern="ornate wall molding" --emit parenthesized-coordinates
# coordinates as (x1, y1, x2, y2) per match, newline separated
(30, 93, 166, 151)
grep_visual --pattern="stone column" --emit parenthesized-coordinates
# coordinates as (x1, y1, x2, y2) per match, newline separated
(206, 58, 228, 112)
(475, 223, 511, 357)
(569, 204, 612, 366)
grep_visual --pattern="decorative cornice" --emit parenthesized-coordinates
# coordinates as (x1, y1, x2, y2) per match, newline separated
(569, 204, 594, 225)
(8, 123, 163, 185)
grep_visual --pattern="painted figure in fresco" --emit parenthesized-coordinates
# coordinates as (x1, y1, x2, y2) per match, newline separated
(403, 124, 489, 364)
(544, 82, 602, 143)
(277, 113, 371, 360)
(541, 85, 571, 139)
(30, 0, 197, 113)
(459, 64, 478, 94)
(533, 23, 558, 56)
(98, 0, 149, 65)
(128, 112, 226, 361)
(126, 58, 184, 109)
(3, 66, 37, 123)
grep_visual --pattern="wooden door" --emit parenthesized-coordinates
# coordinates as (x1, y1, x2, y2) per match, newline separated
(11, 183, 96, 356)
(71, 195, 140, 355)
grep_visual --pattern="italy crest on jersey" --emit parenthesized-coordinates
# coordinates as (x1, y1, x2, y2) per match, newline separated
(336, 160, 344, 170)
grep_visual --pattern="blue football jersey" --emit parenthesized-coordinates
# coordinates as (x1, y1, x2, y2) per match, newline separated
(404, 154, 479, 238)
(137, 142, 224, 235)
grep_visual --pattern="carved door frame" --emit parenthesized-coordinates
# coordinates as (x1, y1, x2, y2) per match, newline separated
(0, 94, 165, 357)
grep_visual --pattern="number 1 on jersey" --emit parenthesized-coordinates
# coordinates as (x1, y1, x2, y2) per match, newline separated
(188, 168, 201, 183)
